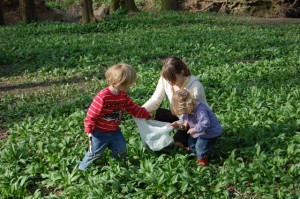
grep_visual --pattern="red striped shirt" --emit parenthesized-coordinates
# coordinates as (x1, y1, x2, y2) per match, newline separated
(84, 87, 150, 133)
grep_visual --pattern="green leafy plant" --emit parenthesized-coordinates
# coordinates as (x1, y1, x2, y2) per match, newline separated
(0, 11, 299, 198)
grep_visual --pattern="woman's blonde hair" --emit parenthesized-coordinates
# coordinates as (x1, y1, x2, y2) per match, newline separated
(105, 63, 137, 88)
(161, 57, 191, 85)
(171, 89, 196, 115)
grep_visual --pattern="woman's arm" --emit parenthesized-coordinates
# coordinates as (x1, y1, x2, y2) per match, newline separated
(142, 76, 166, 112)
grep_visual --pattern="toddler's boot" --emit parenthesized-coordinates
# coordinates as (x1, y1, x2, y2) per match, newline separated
(197, 155, 209, 167)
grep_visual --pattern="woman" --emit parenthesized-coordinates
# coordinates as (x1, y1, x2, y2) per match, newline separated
(143, 57, 208, 148)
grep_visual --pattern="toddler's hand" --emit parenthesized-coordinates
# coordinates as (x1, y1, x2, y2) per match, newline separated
(187, 128, 197, 135)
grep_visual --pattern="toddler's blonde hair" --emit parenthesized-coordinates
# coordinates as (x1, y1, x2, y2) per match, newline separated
(171, 89, 196, 115)
(105, 63, 137, 88)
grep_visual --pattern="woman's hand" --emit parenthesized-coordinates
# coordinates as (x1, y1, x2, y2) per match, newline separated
(171, 122, 180, 128)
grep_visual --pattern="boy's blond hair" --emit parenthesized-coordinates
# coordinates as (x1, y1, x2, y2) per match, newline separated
(105, 63, 137, 88)
(171, 89, 196, 115)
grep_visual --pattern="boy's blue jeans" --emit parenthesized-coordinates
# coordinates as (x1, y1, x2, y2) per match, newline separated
(79, 129, 127, 170)
(188, 136, 219, 159)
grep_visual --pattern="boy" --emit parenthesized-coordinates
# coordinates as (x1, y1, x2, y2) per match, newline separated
(171, 89, 222, 166)
(79, 63, 151, 170)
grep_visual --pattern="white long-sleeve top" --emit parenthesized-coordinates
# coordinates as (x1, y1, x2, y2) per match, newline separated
(143, 75, 208, 112)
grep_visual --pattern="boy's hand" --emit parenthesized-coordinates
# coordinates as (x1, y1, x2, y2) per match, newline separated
(146, 111, 156, 120)
(88, 133, 93, 153)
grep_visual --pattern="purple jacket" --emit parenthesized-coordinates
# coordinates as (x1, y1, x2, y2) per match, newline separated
(183, 103, 222, 139)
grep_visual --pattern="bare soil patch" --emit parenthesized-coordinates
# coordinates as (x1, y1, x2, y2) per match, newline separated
(235, 16, 300, 25)
(0, 76, 86, 97)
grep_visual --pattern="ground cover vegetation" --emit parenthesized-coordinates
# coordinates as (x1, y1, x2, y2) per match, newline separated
(0, 11, 300, 198)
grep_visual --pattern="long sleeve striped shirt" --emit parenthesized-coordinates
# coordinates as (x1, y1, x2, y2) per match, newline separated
(84, 87, 150, 134)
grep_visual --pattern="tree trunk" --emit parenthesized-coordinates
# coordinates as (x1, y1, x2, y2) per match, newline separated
(35, 0, 46, 7)
(81, 0, 96, 24)
(110, 0, 139, 13)
(0, 0, 4, 25)
(292, 0, 300, 7)
(19, 0, 37, 23)
(161, 0, 178, 11)
(123, 0, 139, 13)
(110, 0, 120, 13)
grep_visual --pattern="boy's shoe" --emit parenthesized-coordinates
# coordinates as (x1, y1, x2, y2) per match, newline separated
(197, 155, 209, 167)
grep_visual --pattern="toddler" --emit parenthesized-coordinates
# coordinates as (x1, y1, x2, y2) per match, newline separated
(171, 89, 222, 166)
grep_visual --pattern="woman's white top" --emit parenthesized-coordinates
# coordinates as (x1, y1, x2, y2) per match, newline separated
(143, 75, 208, 112)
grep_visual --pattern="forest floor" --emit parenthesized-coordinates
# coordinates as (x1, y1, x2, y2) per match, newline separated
(1, 13, 300, 97)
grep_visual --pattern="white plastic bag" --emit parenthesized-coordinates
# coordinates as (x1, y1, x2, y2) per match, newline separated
(133, 118, 174, 151)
